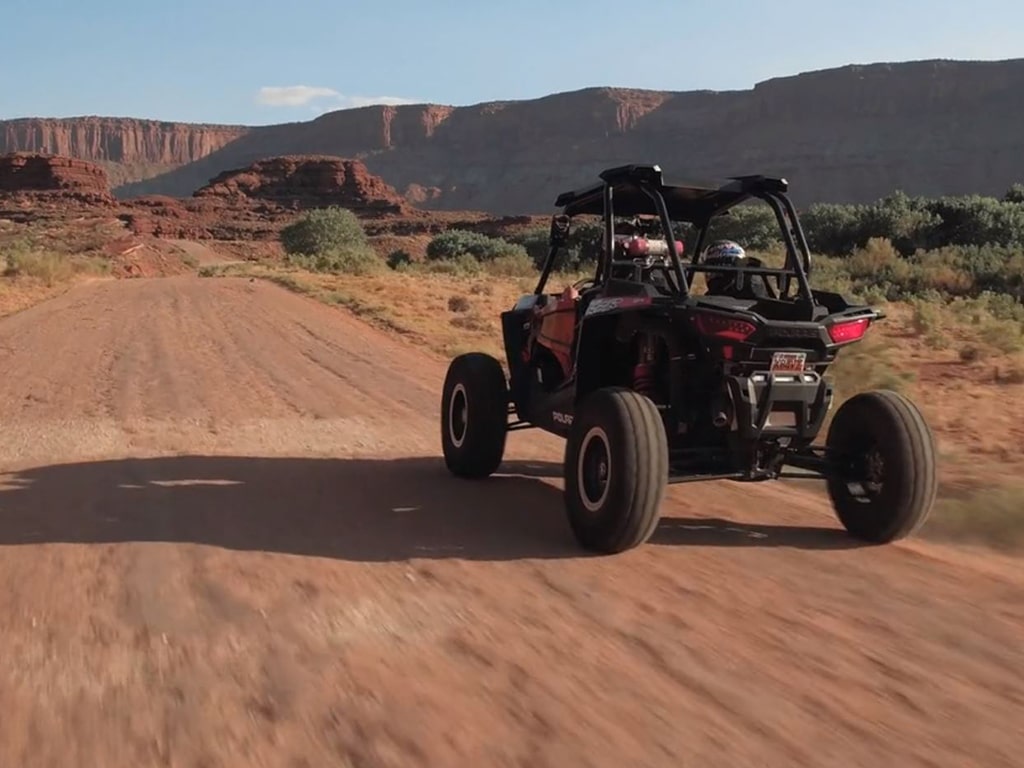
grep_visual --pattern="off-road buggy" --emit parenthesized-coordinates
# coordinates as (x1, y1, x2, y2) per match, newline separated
(440, 164, 937, 553)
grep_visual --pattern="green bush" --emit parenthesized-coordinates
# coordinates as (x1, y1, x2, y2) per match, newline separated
(799, 188, 1024, 257)
(509, 219, 605, 273)
(386, 249, 412, 270)
(426, 230, 529, 263)
(280, 207, 369, 256)
(437, 184, 1024, 310)
(702, 203, 783, 251)
(1004, 184, 1024, 204)
(279, 207, 383, 274)
(512, 228, 552, 267)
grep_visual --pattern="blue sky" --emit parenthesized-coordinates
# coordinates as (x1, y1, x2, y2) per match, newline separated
(2, 0, 1021, 124)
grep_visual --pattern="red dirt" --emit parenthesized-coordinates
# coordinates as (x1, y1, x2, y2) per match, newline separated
(0, 275, 1021, 767)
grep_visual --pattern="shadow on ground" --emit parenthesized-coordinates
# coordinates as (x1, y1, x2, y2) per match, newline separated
(0, 455, 862, 560)
(651, 518, 863, 550)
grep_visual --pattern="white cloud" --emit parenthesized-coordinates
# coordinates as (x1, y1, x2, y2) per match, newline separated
(257, 85, 419, 111)
(256, 85, 342, 107)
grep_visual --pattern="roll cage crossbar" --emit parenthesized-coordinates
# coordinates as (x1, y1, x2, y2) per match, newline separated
(534, 164, 816, 303)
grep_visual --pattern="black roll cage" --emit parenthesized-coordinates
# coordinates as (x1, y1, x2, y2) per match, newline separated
(533, 164, 816, 303)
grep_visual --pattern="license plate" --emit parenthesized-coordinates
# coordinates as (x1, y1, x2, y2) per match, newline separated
(770, 351, 807, 373)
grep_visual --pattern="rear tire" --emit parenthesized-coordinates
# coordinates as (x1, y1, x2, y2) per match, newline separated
(563, 387, 669, 553)
(441, 352, 509, 478)
(825, 389, 938, 542)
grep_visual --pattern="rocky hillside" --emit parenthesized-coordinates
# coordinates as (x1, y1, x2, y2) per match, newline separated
(4, 59, 1024, 213)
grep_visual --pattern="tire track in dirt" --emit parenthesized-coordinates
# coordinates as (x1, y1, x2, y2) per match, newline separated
(0, 274, 1021, 767)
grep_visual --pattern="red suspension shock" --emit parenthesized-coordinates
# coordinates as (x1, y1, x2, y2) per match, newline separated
(632, 334, 657, 398)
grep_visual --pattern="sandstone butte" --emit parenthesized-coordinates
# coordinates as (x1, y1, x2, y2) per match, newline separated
(0, 152, 454, 242)
(0, 152, 114, 202)
(193, 155, 411, 217)
(3, 59, 1024, 213)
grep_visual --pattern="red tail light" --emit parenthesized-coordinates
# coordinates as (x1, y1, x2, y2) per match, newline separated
(827, 317, 871, 344)
(693, 312, 757, 341)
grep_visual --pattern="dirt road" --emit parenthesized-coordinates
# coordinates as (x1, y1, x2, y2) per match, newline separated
(166, 238, 248, 269)
(0, 275, 1021, 767)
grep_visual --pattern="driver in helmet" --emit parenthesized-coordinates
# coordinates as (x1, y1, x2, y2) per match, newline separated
(701, 239, 768, 298)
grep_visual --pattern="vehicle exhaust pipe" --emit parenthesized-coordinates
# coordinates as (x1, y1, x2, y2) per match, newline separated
(712, 389, 734, 429)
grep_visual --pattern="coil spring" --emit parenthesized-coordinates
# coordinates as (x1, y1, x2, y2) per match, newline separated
(632, 361, 656, 398)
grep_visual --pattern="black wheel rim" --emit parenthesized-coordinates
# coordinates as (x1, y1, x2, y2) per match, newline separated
(842, 443, 885, 503)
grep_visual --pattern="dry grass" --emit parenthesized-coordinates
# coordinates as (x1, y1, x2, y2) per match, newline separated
(1, 235, 114, 318)
(922, 484, 1024, 552)
(4, 249, 110, 286)
(0, 215, 127, 256)
(207, 261, 546, 361)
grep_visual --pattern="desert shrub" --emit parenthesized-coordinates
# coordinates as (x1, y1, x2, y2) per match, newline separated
(511, 219, 604, 273)
(386, 249, 412, 270)
(802, 203, 865, 255)
(802, 236, 1024, 305)
(469, 282, 494, 296)
(800, 189, 1024, 257)
(702, 202, 784, 250)
(421, 253, 483, 276)
(978, 291, 1024, 321)
(978, 318, 1024, 354)
(426, 230, 528, 263)
(2, 243, 109, 286)
(845, 237, 909, 281)
(279, 207, 383, 274)
(280, 207, 368, 256)
(3, 250, 76, 285)
(447, 295, 471, 313)
(910, 298, 942, 336)
(482, 252, 536, 277)
(959, 344, 983, 363)
(923, 330, 948, 350)
(512, 227, 552, 266)
(1005, 184, 1024, 204)
(286, 249, 384, 275)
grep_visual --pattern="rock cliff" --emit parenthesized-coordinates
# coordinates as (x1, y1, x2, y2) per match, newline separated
(0, 152, 113, 202)
(0, 117, 247, 187)
(5, 59, 1024, 213)
(194, 155, 409, 216)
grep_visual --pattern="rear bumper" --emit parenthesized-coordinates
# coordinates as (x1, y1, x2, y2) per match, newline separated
(726, 370, 832, 441)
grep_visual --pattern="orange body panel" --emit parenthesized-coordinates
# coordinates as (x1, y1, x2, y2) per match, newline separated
(533, 292, 579, 377)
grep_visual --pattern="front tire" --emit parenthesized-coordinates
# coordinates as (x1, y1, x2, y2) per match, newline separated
(563, 387, 669, 553)
(441, 352, 509, 478)
(825, 389, 938, 542)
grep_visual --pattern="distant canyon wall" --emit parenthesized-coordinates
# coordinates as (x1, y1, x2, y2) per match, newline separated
(0, 117, 248, 187)
(3, 59, 1023, 213)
